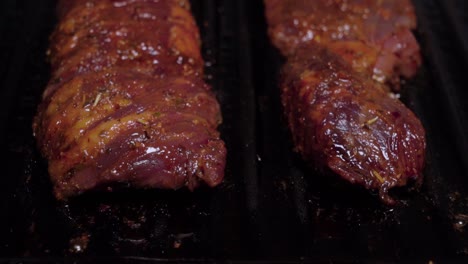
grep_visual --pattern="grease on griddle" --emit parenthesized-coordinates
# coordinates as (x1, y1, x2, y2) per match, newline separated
(69, 233, 90, 253)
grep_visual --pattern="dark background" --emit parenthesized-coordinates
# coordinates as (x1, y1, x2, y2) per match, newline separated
(1, 0, 468, 263)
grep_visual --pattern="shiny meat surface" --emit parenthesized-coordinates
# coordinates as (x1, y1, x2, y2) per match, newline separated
(282, 45, 425, 203)
(265, 0, 421, 87)
(33, 0, 226, 199)
(265, 0, 426, 203)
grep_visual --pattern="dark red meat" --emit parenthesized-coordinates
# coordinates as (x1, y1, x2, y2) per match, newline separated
(265, 0, 422, 88)
(265, 0, 426, 203)
(282, 44, 425, 203)
(33, 0, 226, 199)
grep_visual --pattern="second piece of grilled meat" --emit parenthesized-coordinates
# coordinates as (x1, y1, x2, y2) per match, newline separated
(282, 44, 425, 203)
(265, 0, 426, 203)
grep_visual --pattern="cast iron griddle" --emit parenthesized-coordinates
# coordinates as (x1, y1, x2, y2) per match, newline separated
(1, 0, 468, 263)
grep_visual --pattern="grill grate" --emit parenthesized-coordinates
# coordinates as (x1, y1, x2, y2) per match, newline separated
(0, 0, 467, 262)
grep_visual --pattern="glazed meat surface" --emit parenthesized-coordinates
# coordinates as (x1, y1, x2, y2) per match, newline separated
(282, 44, 425, 203)
(33, 0, 226, 199)
(265, 0, 421, 87)
(265, 0, 426, 203)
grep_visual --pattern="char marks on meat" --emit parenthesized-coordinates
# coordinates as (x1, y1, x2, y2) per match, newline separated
(33, 0, 226, 199)
(265, 0, 426, 203)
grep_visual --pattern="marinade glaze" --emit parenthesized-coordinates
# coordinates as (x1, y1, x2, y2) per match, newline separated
(33, 0, 226, 200)
(265, 0, 426, 203)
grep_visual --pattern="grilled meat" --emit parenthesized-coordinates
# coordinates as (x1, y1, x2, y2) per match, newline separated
(282, 44, 425, 203)
(265, 0, 421, 88)
(33, 0, 226, 200)
(265, 0, 426, 203)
